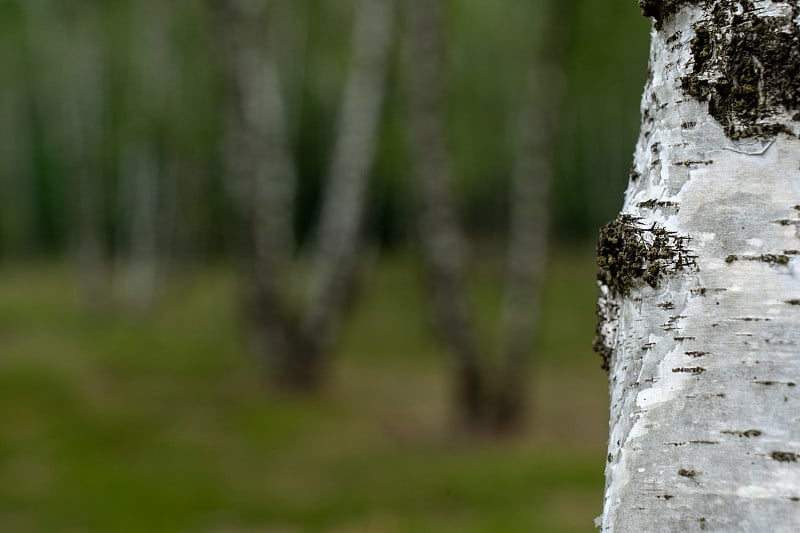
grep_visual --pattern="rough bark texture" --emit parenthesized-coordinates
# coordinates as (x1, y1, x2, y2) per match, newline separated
(599, 1, 800, 530)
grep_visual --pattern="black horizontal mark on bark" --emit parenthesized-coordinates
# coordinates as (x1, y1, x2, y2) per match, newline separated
(753, 380, 796, 387)
(771, 451, 799, 463)
(725, 254, 790, 265)
(721, 429, 762, 438)
(673, 160, 713, 166)
(673, 366, 705, 374)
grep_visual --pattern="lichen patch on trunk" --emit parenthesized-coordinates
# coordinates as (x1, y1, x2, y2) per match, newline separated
(680, 1, 800, 139)
(593, 215, 695, 370)
(596, 215, 695, 297)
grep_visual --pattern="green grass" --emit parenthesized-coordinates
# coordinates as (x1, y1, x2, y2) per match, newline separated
(0, 248, 607, 532)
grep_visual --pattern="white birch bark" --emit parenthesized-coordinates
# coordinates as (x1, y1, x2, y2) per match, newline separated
(302, 0, 395, 355)
(496, 0, 575, 426)
(218, 0, 296, 292)
(403, 0, 486, 424)
(216, 0, 301, 379)
(599, 1, 800, 530)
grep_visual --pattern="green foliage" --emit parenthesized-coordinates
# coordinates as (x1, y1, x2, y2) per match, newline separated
(0, 0, 652, 257)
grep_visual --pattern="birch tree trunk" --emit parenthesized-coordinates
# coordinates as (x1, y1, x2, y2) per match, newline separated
(495, 0, 575, 429)
(403, 0, 486, 426)
(216, 0, 393, 387)
(118, 3, 174, 312)
(302, 0, 395, 359)
(215, 0, 301, 383)
(598, 1, 800, 530)
(119, 141, 160, 312)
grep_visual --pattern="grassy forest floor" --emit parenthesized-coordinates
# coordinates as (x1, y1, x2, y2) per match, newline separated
(0, 247, 607, 532)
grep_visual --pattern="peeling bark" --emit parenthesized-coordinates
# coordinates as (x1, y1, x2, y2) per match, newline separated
(599, 1, 800, 530)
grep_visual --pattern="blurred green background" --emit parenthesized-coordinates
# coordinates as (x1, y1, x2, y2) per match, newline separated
(0, 0, 650, 531)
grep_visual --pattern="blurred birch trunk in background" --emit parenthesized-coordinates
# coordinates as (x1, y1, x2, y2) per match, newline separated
(404, 0, 573, 431)
(117, 3, 176, 312)
(216, 0, 394, 388)
(403, 0, 486, 427)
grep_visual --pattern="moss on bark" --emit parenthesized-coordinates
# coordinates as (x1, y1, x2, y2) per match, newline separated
(680, 1, 800, 139)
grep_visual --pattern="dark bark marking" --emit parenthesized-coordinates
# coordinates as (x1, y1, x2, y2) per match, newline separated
(681, 1, 800, 140)
(754, 380, 796, 387)
(597, 215, 695, 297)
(673, 366, 706, 374)
(637, 199, 680, 208)
(726, 254, 790, 265)
(594, 215, 694, 370)
(721, 429, 762, 437)
(771, 451, 799, 462)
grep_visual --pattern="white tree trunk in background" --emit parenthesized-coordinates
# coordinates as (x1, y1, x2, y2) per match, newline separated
(119, 142, 159, 312)
(118, 2, 175, 312)
(217, 0, 393, 386)
(403, 0, 486, 425)
(303, 0, 395, 355)
(599, 1, 800, 530)
(0, 89, 36, 255)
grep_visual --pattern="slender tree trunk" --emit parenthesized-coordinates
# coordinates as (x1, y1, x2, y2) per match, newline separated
(303, 0, 395, 359)
(216, 0, 393, 388)
(403, 0, 486, 426)
(117, 3, 177, 312)
(119, 141, 160, 312)
(64, 10, 109, 309)
(494, 1, 574, 430)
(598, 2, 800, 529)
(215, 0, 303, 384)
